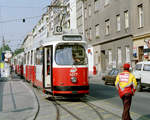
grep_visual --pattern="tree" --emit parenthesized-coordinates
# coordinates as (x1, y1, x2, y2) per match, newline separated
(13, 48, 24, 55)
(0, 45, 11, 60)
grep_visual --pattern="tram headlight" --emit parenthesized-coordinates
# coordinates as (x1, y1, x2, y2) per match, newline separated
(71, 77, 77, 83)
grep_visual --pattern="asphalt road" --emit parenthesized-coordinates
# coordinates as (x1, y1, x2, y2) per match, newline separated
(89, 77, 150, 120)
(0, 74, 149, 120)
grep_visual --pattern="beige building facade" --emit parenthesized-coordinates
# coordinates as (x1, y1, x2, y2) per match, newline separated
(84, 0, 133, 73)
(83, 0, 150, 74)
(132, 0, 150, 63)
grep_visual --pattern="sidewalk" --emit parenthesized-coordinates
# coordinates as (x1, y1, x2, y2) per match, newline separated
(0, 76, 38, 120)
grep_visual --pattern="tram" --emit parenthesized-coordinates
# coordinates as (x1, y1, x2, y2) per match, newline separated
(12, 52, 24, 76)
(23, 33, 89, 96)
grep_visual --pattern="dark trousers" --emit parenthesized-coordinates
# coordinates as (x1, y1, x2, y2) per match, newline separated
(121, 93, 132, 120)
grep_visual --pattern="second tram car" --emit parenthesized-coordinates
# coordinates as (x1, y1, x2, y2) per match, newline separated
(13, 52, 24, 77)
(23, 33, 89, 97)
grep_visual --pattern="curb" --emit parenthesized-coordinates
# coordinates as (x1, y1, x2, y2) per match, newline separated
(20, 81, 39, 120)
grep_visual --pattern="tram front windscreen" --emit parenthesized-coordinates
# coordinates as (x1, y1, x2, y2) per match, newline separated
(55, 44, 88, 65)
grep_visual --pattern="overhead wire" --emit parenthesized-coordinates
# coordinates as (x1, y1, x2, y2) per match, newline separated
(0, 1, 49, 44)
(0, 15, 42, 23)
(0, 5, 42, 9)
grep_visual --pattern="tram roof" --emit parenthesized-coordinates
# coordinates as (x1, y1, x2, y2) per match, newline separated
(24, 33, 86, 53)
(42, 37, 87, 47)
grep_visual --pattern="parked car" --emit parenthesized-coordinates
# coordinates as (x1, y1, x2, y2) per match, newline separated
(132, 61, 150, 92)
(102, 68, 120, 85)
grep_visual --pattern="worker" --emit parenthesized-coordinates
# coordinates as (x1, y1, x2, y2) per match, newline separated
(115, 63, 137, 120)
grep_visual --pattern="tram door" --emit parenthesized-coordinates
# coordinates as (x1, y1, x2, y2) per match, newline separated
(44, 47, 52, 89)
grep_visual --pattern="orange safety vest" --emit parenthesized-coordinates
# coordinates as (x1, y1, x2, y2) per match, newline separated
(115, 71, 137, 98)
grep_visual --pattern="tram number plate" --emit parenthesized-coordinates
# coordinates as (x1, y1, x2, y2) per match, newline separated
(72, 91, 78, 94)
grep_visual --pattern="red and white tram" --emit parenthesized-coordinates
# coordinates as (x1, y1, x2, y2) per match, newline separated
(24, 34, 89, 96)
(12, 52, 24, 76)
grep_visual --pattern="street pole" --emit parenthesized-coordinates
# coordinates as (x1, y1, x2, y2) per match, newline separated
(2, 36, 5, 54)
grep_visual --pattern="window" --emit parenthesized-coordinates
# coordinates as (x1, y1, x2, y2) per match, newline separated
(117, 48, 122, 64)
(94, 0, 99, 12)
(77, 16, 82, 27)
(24, 54, 26, 64)
(108, 50, 112, 64)
(124, 10, 129, 29)
(34, 50, 36, 65)
(105, 19, 110, 35)
(36, 48, 43, 65)
(138, 4, 144, 28)
(108, 69, 114, 75)
(95, 24, 100, 38)
(55, 44, 87, 65)
(143, 64, 150, 71)
(89, 28, 92, 40)
(95, 51, 99, 64)
(135, 64, 142, 71)
(85, 8, 87, 19)
(85, 29, 88, 40)
(125, 46, 130, 63)
(88, 5, 91, 16)
(67, 20, 70, 28)
(31, 51, 33, 65)
(105, 0, 110, 6)
(27, 53, 29, 64)
(116, 14, 121, 31)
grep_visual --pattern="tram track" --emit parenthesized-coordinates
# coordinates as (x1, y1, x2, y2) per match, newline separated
(27, 81, 121, 120)
(36, 92, 105, 120)
(84, 95, 122, 119)
(22, 80, 122, 120)
(51, 100, 60, 120)
(32, 87, 105, 120)
(80, 99, 104, 120)
(48, 97, 84, 120)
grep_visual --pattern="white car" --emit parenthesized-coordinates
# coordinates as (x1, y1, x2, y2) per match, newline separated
(132, 61, 150, 91)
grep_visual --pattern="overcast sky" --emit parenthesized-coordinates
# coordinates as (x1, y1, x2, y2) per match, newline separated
(0, 0, 51, 51)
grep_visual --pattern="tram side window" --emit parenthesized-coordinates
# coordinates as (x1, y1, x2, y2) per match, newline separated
(24, 54, 26, 64)
(21, 57, 23, 65)
(36, 49, 43, 65)
(34, 50, 36, 65)
(30, 51, 33, 65)
(27, 53, 29, 64)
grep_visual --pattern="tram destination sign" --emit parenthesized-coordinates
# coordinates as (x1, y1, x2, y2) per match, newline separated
(63, 35, 82, 41)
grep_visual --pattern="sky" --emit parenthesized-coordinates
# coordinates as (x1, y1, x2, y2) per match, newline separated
(0, 0, 51, 51)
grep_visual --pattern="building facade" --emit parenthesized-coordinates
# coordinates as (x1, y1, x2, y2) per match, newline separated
(22, 33, 33, 51)
(32, 13, 49, 42)
(76, 0, 84, 35)
(132, 0, 150, 64)
(84, 0, 133, 73)
(49, 0, 77, 32)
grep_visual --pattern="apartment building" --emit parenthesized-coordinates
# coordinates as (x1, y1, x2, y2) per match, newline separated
(84, 0, 133, 73)
(32, 13, 49, 41)
(22, 33, 33, 51)
(132, 0, 150, 63)
(76, 0, 84, 35)
(49, 0, 77, 32)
